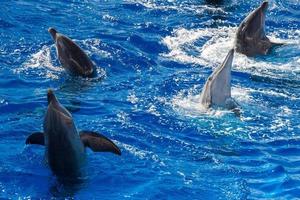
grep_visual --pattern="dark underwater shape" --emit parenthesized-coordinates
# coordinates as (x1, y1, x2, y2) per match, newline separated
(205, 0, 225, 5)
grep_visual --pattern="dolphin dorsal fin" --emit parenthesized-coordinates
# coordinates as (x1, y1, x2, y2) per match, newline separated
(79, 131, 121, 155)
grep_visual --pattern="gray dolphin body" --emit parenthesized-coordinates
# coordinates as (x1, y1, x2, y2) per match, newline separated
(26, 90, 121, 178)
(235, 1, 280, 57)
(199, 49, 238, 111)
(49, 28, 97, 77)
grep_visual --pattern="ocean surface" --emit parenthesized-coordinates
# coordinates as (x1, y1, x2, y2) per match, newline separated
(0, 0, 300, 199)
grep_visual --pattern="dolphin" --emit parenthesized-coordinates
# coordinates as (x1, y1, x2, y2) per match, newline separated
(25, 90, 121, 178)
(199, 49, 239, 111)
(48, 28, 97, 77)
(235, 1, 282, 56)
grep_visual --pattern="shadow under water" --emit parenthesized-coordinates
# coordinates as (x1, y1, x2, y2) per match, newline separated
(57, 72, 106, 113)
(205, 0, 226, 5)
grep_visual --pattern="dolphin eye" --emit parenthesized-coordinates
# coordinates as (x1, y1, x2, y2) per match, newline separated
(208, 77, 212, 81)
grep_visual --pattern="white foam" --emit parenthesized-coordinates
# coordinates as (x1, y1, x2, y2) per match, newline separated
(24, 45, 58, 70)
(102, 14, 117, 22)
(0, 99, 8, 106)
(162, 27, 235, 67)
(127, 91, 139, 104)
(170, 83, 281, 118)
(171, 90, 231, 118)
(122, 143, 147, 159)
(16, 38, 110, 79)
(231, 86, 253, 103)
(81, 38, 112, 58)
(171, 79, 300, 119)
(122, 143, 165, 166)
(116, 111, 131, 125)
(15, 45, 62, 79)
(126, 0, 225, 14)
(147, 104, 161, 117)
(163, 25, 300, 118)
(162, 27, 300, 79)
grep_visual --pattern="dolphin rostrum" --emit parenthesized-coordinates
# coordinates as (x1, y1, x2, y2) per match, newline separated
(199, 49, 238, 111)
(235, 1, 282, 56)
(48, 28, 97, 77)
(26, 90, 121, 178)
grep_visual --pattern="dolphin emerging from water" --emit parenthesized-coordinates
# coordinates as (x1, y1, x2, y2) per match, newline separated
(26, 90, 121, 178)
(235, 1, 282, 56)
(199, 49, 239, 111)
(48, 28, 97, 77)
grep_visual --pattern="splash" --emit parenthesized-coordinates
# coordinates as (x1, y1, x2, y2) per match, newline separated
(81, 38, 112, 59)
(15, 38, 110, 80)
(122, 143, 165, 166)
(162, 27, 235, 67)
(162, 27, 300, 80)
(15, 45, 62, 79)
(171, 86, 252, 118)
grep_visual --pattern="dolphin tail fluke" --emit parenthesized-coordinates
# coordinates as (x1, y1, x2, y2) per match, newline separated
(25, 132, 45, 145)
(80, 131, 121, 155)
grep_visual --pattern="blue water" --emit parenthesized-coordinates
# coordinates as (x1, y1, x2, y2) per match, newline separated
(1, 0, 300, 199)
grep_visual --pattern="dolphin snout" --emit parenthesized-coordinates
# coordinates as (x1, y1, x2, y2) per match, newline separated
(48, 27, 57, 40)
(227, 49, 235, 60)
(260, 1, 268, 12)
(221, 49, 234, 70)
(47, 89, 57, 104)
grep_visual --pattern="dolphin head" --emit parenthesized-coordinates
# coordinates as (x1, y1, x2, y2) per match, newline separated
(260, 1, 269, 14)
(44, 89, 74, 135)
(255, 1, 268, 28)
(200, 49, 234, 108)
(235, 1, 271, 56)
(243, 1, 268, 39)
(47, 89, 68, 113)
(46, 89, 72, 119)
(48, 27, 58, 40)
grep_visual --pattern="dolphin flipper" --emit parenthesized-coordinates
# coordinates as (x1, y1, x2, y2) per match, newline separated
(80, 131, 121, 155)
(26, 132, 45, 145)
